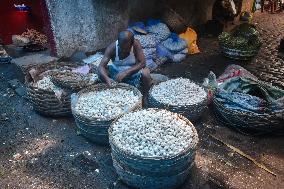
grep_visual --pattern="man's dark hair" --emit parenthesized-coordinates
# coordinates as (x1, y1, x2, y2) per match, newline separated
(118, 30, 134, 45)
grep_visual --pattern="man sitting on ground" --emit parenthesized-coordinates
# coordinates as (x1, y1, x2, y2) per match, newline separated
(98, 30, 152, 105)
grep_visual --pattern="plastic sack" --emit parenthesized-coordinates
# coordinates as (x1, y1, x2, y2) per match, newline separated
(146, 23, 171, 43)
(178, 48, 188, 54)
(208, 66, 284, 135)
(213, 85, 284, 135)
(219, 77, 284, 103)
(179, 28, 200, 54)
(83, 52, 112, 68)
(171, 53, 187, 63)
(143, 48, 156, 59)
(146, 59, 158, 71)
(161, 33, 188, 53)
(135, 34, 158, 48)
(156, 44, 173, 59)
(217, 64, 258, 83)
(128, 22, 147, 35)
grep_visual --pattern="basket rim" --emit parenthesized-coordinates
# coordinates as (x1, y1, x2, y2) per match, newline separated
(213, 91, 283, 118)
(72, 83, 143, 122)
(25, 61, 86, 94)
(149, 78, 208, 108)
(51, 71, 97, 90)
(219, 43, 260, 53)
(108, 108, 199, 161)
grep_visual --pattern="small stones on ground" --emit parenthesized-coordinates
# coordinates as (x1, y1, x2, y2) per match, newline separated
(111, 109, 196, 158)
(0, 113, 9, 121)
(150, 78, 207, 106)
(13, 153, 22, 160)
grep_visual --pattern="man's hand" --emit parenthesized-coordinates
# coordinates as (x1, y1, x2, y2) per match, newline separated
(115, 71, 128, 82)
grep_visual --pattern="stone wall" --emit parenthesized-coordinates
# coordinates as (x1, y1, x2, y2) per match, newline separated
(45, 0, 129, 57)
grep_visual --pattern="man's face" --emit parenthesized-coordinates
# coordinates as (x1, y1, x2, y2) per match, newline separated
(119, 40, 132, 55)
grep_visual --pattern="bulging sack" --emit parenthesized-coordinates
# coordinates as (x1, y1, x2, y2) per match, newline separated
(161, 33, 188, 53)
(179, 28, 200, 54)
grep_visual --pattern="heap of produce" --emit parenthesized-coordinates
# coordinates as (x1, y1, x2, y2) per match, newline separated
(150, 78, 207, 106)
(74, 89, 140, 121)
(218, 23, 261, 51)
(111, 109, 195, 157)
(35, 76, 57, 91)
(21, 29, 48, 46)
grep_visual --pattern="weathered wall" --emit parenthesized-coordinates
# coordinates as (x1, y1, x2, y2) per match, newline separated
(45, 0, 219, 57)
(45, 0, 128, 57)
(45, 0, 254, 57)
(162, 0, 215, 26)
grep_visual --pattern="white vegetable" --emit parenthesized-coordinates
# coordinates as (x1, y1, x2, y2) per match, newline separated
(74, 88, 140, 121)
(111, 109, 195, 158)
(150, 78, 207, 106)
(35, 76, 57, 91)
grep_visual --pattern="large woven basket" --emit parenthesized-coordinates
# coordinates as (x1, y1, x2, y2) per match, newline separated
(25, 61, 84, 117)
(109, 109, 199, 189)
(51, 71, 98, 92)
(219, 44, 260, 60)
(148, 81, 208, 121)
(212, 92, 284, 135)
(72, 83, 143, 145)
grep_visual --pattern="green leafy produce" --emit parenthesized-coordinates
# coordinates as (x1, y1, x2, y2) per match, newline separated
(218, 24, 261, 52)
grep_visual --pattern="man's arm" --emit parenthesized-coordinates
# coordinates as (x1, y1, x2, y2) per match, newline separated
(116, 40, 146, 82)
(98, 43, 116, 86)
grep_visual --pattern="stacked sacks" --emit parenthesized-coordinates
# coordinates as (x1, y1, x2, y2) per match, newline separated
(146, 19, 171, 44)
(129, 22, 159, 71)
(129, 20, 189, 69)
(161, 33, 188, 63)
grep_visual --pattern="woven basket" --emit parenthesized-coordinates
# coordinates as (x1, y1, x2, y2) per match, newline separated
(72, 83, 143, 145)
(220, 44, 260, 60)
(109, 109, 199, 189)
(148, 82, 208, 121)
(25, 61, 84, 117)
(212, 93, 284, 135)
(51, 71, 97, 92)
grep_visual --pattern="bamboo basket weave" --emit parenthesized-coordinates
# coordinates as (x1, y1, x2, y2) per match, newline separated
(25, 61, 84, 117)
(51, 71, 98, 92)
(72, 83, 143, 145)
(212, 93, 284, 135)
(220, 44, 260, 60)
(109, 109, 199, 189)
(148, 82, 208, 121)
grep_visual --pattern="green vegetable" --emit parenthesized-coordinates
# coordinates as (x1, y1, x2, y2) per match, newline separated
(218, 24, 261, 51)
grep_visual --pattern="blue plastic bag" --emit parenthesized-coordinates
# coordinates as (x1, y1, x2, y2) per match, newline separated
(156, 44, 173, 59)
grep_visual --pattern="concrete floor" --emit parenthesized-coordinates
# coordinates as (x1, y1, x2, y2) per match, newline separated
(0, 12, 283, 189)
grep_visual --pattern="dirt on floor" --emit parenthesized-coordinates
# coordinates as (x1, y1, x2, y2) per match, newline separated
(0, 12, 284, 189)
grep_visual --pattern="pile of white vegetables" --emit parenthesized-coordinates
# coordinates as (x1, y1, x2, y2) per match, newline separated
(111, 109, 195, 158)
(35, 76, 57, 91)
(150, 78, 207, 106)
(74, 88, 140, 121)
